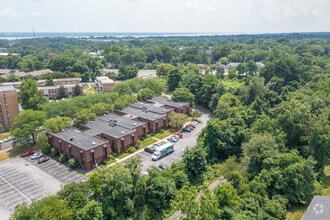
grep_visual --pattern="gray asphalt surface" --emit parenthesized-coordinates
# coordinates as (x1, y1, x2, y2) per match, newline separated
(138, 105, 212, 173)
(0, 156, 86, 219)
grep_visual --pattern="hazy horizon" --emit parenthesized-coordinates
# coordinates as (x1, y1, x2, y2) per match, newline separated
(1, 0, 329, 33)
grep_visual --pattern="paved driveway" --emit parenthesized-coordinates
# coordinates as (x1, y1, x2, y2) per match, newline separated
(0, 156, 86, 219)
(139, 105, 212, 172)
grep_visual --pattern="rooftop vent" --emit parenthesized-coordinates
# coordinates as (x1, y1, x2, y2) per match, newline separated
(155, 115, 158, 118)
(92, 141, 96, 145)
(121, 131, 125, 134)
(133, 122, 137, 126)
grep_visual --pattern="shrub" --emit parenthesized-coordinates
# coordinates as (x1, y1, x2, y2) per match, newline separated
(126, 146, 137, 154)
(68, 158, 78, 168)
(190, 110, 202, 119)
(59, 154, 68, 163)
(51, 148, 58, 156)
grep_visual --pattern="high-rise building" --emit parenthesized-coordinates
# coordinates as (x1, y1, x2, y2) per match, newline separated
(0, 86, 19, 130)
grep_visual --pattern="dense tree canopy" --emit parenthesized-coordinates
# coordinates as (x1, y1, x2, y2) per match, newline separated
(7, 34, 330, 219)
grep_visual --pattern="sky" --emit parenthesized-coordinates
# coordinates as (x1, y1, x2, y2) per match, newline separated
(0, 0, 329, 33)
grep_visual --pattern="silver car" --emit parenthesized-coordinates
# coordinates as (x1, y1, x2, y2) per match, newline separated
(31, 152, 43, 160)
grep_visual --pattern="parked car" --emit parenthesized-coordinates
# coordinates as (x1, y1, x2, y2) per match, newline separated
(174, 133, 183, 138)
(191, 121, 199, 126)
(182, 127, 191, 132)
(38, 156, 50, 164)
(21, 151, 35, 157)
(31, 152, 43, 160)
(144, 141, 167, 154)
(168, 136, 180, 143)
(144, 145, 157, 154)
(187, 122, 196, 128)
(157, 164, 167, 171)
(186, 125, 194, 130)
(4, 136, 14, 142)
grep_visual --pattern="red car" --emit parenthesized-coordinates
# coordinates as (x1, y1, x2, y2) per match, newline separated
(174, 133, 183, 138)
(186, 125, 194, 130)
(21, 151, 35, 157)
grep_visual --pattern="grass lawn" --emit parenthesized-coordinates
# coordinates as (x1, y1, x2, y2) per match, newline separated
(140, 137, 158, 148)
(323, 165, 330, 195)
(0, 144, 35, 162)
(221, 79, 243, 90)
(0, 132, 11, 140)
(286, 205, 307, 220)
(83, 84, 97, 95)
(0, 149, 10, 161)
(154, 130, 172, 139)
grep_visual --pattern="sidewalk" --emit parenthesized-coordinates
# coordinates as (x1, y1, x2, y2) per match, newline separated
(85, 134, 172, 176)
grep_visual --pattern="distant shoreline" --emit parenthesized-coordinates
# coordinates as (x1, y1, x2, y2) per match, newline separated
(0, 32, 329, 40)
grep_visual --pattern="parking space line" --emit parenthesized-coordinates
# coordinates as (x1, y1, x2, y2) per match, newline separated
(0, 175, 32, 203)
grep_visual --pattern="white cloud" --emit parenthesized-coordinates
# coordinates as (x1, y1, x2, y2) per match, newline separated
(257, 0, 329, 23)
(0, 8, 26, 17)
(184, 1, 218, 13)
(185, 1, 198, 10)
(30, 12, 42, 17)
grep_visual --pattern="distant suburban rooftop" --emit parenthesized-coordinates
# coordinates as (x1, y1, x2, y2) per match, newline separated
(53, 78, 80, 82)
(148, 97, 188, 108)
(120, 106, 165, 121)
(27, 69, 53, 77)
(130, 102, 173, 115)
(0, 85, 16, 92)
(83, 118, 134, 138)
(137, 70, 156, 79)
(51, 128, 108, 150)
(303, 196, 330, 220)
(0, 53, 20, 56)
(95, 76, 115, 83)
(98, 113, 145, 129)
(0, 69, 13, 75)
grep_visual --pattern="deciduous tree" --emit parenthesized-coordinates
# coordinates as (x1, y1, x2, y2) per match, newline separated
(19, 79, 47, 110)
(11, 110, 46, 145)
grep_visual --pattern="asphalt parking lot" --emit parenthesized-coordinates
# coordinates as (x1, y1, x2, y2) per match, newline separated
(0, 156, 86, 219)
(139, 106, 211, 172)
(23, 156, 86, 184)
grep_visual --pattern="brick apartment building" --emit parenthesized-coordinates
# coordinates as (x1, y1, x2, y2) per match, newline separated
(0, 85, 20, 130)
(53, 78, 80, 86)
(117, 106, 168, 134)
(95, 76, 115, 93)
(39, 84, 79, 99)
(48, 97, 190, 170)
(147, 97, 190, 114)
(48, 128, 111, 170)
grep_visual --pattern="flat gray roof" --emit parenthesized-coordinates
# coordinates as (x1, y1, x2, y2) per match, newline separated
(0, 85, 16, 92)
(303, 196, 330, 220)
(84, 118, 134, 138)
(148, 97, 188, 108)
(98, 113, 145, 129)
(130, 102, 173, 115)
(51, 128, 108, 150)
(120, 106, 165, 121)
